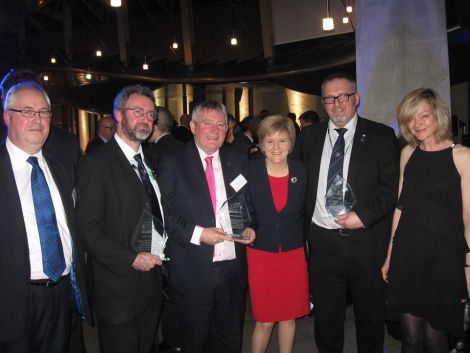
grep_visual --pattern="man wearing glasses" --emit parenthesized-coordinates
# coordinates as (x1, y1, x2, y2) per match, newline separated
(296, 73, 399, 353)
(85, 116, 115, 153)
(0, 81, 90, 353)
(77, 85, 164, 353)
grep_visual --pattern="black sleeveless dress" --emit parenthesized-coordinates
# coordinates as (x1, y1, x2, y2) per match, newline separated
(388, 145, 468, 335)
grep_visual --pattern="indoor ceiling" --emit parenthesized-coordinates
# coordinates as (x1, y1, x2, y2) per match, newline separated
(0, 0, 469, 101)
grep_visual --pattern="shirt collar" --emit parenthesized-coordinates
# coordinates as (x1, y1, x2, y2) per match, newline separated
(114, 133, 143, 164)
(328, 113, 358, 135)
(195, 144, 220, 164)
(6, 137, 44, 168)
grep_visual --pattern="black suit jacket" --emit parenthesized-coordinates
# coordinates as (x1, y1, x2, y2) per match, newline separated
(145, 133, 183, 170)
(0, 144, 91, 342)
(158, 141, 249, 289)
(297, 117, 399, 265)
(85, 136, 105, 154)
(77, 138, 162, 324)
(247, 155, 306, 252)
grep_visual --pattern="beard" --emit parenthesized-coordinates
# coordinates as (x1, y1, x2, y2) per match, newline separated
(122, 115, 151, 142)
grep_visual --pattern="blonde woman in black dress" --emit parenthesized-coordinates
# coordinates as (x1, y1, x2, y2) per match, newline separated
(381, 88, 470, 352)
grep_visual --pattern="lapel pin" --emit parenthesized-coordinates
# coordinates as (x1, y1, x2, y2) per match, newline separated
(290, 176, 297, 184)
(360, 133, 367, 143)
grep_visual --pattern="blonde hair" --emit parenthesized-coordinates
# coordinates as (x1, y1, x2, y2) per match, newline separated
(397, 88, 451, 147)
(258, 115, 296, 151)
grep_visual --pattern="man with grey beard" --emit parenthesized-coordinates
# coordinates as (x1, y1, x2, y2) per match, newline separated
(77, 85, 164, 353)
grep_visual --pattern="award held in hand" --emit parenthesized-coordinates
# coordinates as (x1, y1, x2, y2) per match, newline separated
(325, 175, 356, 218)
(217, 192, 251, 240)
(131, 209, 169, 261)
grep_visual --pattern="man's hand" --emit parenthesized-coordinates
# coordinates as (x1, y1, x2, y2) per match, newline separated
(200, 227, 232, 245)
(234, 227, 256, 245)
(132, 252, 162, 271)
(335, 211, 364, 229)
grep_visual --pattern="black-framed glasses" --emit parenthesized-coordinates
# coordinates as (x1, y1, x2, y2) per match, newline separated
(322, 92, 356, 105)
(8, 108, 52, 119)
(124, 108, 157, 121)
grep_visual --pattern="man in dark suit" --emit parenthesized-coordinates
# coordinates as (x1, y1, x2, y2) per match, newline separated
(0, 81, 91, 353)
(145, 106, 182, 169)
(85, 116, 115, 153)
(158, 100, 256, 353)
(77, 85, 164, 353)
(296, 73, 399, 353)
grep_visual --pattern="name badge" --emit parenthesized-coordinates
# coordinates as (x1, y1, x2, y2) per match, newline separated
(230, 174, 247, 192)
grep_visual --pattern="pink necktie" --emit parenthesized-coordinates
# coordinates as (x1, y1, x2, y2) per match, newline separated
(205, 156, 217, 216)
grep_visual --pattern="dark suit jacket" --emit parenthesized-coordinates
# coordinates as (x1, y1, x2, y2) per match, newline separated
(247, 155, 306, 252)
(158, 141, 249, 289)
(145, 133, 183, 170)
(172, 126, 193, 143)
(85, 136, 105, 154)
(297, 117, 399, 266)
(77, 138, 162, 324)
(0, 144, 91, 342)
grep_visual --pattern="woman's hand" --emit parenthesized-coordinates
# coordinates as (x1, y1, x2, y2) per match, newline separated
(381, 258, 390, 283)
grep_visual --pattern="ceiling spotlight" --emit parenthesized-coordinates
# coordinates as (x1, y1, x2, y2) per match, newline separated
(346, 5, 353, 13)
(50, 57, 56, 64)
(143, 56, 149, 70)
(342, 16, 349, 24)
(85, 72, 92, 80)
(230, 37, 238, 45)
(322, 0, 334, 31)
(43, 75, 49, 81)
(110, 0, 121, 7)
(172, 41, 178, 49)
(96, 50, 102, 57)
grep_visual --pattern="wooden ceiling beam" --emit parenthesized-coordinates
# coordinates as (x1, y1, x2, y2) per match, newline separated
(258, 0, 274, 63)
(180, 0, 193, 69)
(116, 2, 130, 66)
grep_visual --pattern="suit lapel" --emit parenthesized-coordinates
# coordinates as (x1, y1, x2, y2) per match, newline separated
(186, 142, 214, 209)
(307, 122, 328, 203)
(347, 117, 368, 191)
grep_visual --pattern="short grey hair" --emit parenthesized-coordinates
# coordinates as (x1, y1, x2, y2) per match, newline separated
(321, 72, 357, 96)
(3, 81, 51, 112)
(191, 100, 227, 124)
(155, 106, 175, 133)
(113, 84, 155, 116)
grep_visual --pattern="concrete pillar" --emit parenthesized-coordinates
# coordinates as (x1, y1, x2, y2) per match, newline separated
(356, 0, 450, 127)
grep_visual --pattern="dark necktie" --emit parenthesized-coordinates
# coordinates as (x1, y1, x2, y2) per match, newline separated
(134, 154, 164, 234)
(326, 128, 348, 209)
(27, 156, 66, 282)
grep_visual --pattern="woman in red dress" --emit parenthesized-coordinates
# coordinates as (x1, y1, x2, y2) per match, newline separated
(247, 115, 309, 353)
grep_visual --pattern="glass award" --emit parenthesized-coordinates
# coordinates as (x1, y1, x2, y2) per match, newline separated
(325, 175, 356, 217)
(131, 209, 169, 261)
(217, 192, 251, 240)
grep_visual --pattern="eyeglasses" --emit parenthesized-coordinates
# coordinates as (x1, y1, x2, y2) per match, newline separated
(99, 125, 115, 130)
(322, 92, 356, 105)
(8, 108, 52, 119)
(124, 108, 157, 121)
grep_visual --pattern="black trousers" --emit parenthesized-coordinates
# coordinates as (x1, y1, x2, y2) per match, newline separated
(1, 278, 71, 353)
(96, 296, 161, 353)
(309, 224, 386, 353)
(171, 260, 246, 353)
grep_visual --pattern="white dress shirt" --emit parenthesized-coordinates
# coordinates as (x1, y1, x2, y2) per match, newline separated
(312, 114, 358, 229)
(6, 138, 72, 280)
(190, 145, 236, 262)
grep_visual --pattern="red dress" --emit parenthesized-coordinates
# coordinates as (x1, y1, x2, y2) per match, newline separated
(247, 174, 309, 322)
